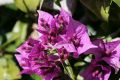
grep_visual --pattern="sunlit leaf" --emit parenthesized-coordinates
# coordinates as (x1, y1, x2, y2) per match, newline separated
(0, 57, 7, 80)
(14, 0, 27, 12)
(12, 21, 28, 42)
(6, 55, 21, 79)
(113, 0, 120, 7)
(0, 55, 21, 80)
(8, 21, 28, 51)
(87, 25, 97, 36)
(0, 21, 28, 52)
(80, 0, 112, 21)
(77, 75, 84, 80)
(14, 0, 41, 12)
(74, 62, 86, 67)
(5, 44, 17, 52)
(105, 36, 112, 41)
(31, 74, 42, 80)
(84, 54, 92, 63)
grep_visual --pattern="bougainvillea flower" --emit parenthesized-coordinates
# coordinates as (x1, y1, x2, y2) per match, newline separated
(91, 39, 120, 71)
(29, 51, 61, 80)
(57, 47, 69, 62)
(15, 38, 62, 80)
(55, 17, 96, 57)
(81, 59, 111, 80)
(16, 9, 100, 80)
(15, 38, 39, 70)
(37, 9, 70, 45)
(37, 9, 96, 57)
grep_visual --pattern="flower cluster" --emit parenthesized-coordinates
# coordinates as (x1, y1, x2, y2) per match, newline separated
(81, 39, 120, 80)
(15, 9, 120, 80)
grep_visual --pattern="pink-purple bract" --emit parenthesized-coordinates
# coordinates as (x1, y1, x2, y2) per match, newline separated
(81, 39, 120, 80)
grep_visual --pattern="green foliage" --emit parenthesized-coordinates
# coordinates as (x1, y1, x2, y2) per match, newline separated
(80, 0, 112, 21)
(0, 55, 21, 80)
(113, 0, 120, 7)
(5, 3, 17, 10)
(0, 21, 28, 52)
(14, 0, 40, 12)
(31, 74, 42, 80)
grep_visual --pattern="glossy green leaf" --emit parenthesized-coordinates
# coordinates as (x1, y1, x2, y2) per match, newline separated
(64, 59, 75, 80)
(74, 62, 86, 67)
(31, 74, 42, 80)
(80, 0, 112, 21)
(14, 0, 27, 12)
(113, 0, 120, 7)
(14, 0, 41, 12)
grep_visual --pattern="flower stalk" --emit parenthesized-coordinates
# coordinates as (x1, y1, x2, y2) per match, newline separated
(64, 59, 75, 80)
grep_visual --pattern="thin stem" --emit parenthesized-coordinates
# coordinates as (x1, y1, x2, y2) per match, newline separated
(61, 61, 70, 76)
(64, 59, 76, 80)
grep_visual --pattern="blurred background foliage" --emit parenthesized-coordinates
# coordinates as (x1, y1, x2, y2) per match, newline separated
(0, 0, 120, 80)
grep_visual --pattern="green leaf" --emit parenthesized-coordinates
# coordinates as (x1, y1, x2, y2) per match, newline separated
(12, 21, 28, 42)
(5, 3, 17, 10)
(14, 0, 27, 12)
(113, 0, 120, 7)
(0, 55, 21, 80)
(0, 36, 2, 45)
(0, 21, 28, 52)
(74, 62, 86, 67)
(31, 74, 42, 80)
(14, 0, 41, 12)
(0, 32, 19, 50)
(87, 25, 96, 36)
(5, 55, 21, 79)
(80, 0, 112, 21)
(77, 75, 84, 80)
(105, 36, 112, 41)
(5, 44, 17, 52)
(84, 54, 92, 63)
